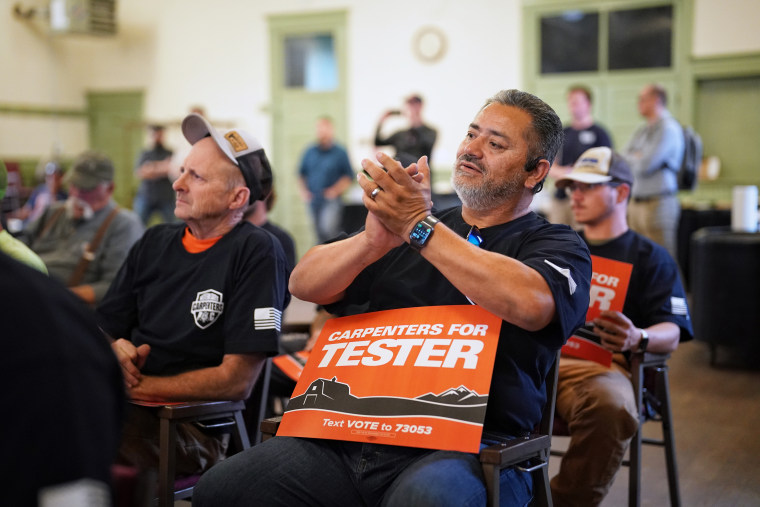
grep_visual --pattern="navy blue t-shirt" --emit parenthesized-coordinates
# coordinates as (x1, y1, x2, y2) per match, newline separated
(581, 229, 693, 341)
(326, 207, 591, 435)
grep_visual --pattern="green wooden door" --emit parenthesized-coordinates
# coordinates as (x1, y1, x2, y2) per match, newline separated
(268, 11, 348, 260)
(87, 91, 144, 208)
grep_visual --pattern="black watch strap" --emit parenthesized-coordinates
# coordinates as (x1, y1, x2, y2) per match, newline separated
(638, 329, 649, 352)
(409, 215, 440, 251)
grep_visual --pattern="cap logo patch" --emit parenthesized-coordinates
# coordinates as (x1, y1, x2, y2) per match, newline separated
(578, 156, 599, 165)
(224, 131, 248, 153)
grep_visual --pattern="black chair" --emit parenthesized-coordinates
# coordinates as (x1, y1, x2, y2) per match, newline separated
(551, 352, 680, 507)
(155, 400, 251, 506)
(151, 358, 272, 506)
(479, 351, 559, 507)
(261, 351, 561, 507)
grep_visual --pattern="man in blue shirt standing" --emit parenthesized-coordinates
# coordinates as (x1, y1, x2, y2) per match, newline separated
(298, 116, 355, 243)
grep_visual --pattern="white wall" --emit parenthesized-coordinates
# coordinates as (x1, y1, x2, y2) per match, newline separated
(693, 0, 760, 57)
(1, 0, 522, 169)
(1, 0, 759, 165)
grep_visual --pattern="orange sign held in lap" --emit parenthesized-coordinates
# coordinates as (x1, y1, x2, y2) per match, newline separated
(276, 305, 502, 453)
(562, 255, 633, 367)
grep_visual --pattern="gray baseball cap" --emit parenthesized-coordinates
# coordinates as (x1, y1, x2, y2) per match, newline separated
(66, 151, 114, 191)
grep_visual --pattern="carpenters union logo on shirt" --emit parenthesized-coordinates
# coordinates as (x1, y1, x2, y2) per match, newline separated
(191, 289, 225, 329)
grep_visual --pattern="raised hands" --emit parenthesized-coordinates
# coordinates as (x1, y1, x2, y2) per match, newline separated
(358, 152, 432, 244)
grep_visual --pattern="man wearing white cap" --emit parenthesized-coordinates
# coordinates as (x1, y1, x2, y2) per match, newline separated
(550, 147, 692, 506)
(97, 114, 290, 475)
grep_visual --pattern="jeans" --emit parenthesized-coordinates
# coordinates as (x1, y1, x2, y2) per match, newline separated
(193, 437, 532, 507)
(133, 194, 176, 225)
(310, 197, 344, 243)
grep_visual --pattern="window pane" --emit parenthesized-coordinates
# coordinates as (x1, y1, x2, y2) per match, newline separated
(608, 6, 672, 70)
(284, 34, 337, 91)
(540, 11, 599, 74)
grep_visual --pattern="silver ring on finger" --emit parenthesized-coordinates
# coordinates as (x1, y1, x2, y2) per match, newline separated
(370, 187, 381, 200)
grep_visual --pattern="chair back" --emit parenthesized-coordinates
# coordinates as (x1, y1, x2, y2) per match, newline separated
(538, 350, 560, 438)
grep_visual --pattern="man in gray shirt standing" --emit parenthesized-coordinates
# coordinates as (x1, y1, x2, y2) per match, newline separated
(623, 84, 684, 258)
(25, 151, 144, 304)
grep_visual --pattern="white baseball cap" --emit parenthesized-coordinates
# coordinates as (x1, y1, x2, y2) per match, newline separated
(182, 113, 273, 203)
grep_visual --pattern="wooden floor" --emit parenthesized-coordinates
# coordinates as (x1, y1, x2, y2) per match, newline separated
(550, 340, 760, 507)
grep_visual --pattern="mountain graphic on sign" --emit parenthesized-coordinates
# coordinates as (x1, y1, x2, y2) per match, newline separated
(286, 377, 488, 423)
(416, 385, 483, 405)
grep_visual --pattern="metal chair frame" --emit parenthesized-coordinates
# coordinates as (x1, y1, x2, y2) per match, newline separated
(550, 352, 680, 507)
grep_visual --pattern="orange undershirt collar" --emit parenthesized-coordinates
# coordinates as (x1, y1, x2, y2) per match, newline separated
(182, 227, 222, 253)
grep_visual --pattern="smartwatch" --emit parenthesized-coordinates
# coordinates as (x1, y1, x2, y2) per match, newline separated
(638, 329, 649, 352)
(409, 215, 440, 251)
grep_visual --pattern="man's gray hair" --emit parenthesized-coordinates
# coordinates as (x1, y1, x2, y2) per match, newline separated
(481, 89, 564, 193)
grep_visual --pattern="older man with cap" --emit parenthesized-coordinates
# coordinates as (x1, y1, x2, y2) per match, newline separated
(97, 113, 290, 476)
(23, 151, 144, 303)
(550, 147, 692, 506)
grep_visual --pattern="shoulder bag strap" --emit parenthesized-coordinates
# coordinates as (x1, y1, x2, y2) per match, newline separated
(36, 206, 66, 243)
(67, 207, 120, 287)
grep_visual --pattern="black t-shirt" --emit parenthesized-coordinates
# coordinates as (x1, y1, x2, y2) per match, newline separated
(97, 221, 291, 376)
(1, 252, 124, 506)
(555, 124, 613, 199)
(326, 207, 591, 434)
(375, 124, 438, 167)
(262, 220, 297, 271)
(135, 144, 175, 203)
(581, 229, 693, 340)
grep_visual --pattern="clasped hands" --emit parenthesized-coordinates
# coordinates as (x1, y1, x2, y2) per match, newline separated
(358, 152, 432, 247)
(112, 337, 151, 391)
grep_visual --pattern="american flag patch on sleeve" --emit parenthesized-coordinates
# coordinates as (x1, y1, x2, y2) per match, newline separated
(671, 297, 688, 316)
(254, 307, 282, 331)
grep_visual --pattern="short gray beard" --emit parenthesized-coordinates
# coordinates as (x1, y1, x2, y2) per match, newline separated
(451, 165, 524, 211)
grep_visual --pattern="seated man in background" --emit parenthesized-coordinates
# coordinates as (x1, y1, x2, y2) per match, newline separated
(244, 188, 296, 270)
(97, 113, 290, 476)
(194, 89, 591, 506)
(0, 160, 47, 273)
(23, 151, 144, 304)
(10, 159, 68, 226)
(550, 147, 693, 506)
(2, 251, 124, 507)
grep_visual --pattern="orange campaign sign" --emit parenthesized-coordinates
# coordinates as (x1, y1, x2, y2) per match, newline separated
(276, 305, 503, 453)
(585, 255, 633, 322)
(562, 254, 634, 367)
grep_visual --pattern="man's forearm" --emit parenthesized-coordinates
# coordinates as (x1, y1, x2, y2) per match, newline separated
(421, 225, 556, 331)
(128, 353, 265, 402)
(289, 231, 387, 305)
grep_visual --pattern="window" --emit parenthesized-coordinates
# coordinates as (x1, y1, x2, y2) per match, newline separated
(540, 4, 673, 74)
(608, 6, 673, 70)
(540, 11, 599, 74)
(284, 34, 337, 91)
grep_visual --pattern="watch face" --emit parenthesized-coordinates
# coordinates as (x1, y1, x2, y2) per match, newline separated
(409, 217, 438, 250)
(410, 223, 433, 243)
